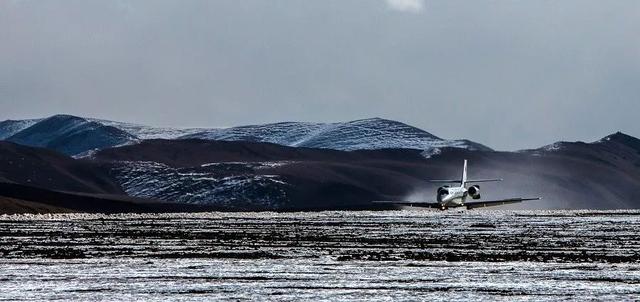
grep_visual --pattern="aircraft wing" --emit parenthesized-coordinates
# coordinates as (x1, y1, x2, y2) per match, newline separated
(372, 200, 441, 208)
(428, 179, 503, 184)
(464, 197, 541, 209)
(465, 178, 503, 183)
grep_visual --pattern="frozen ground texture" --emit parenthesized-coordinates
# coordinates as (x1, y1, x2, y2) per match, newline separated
(0, 210, 639, 301)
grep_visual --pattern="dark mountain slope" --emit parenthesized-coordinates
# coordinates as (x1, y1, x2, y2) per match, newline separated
(0, 195, 76, 214)
(92, 139, 428, 167)
(92, 139, 430, 210)
(0, 141, 123, 194)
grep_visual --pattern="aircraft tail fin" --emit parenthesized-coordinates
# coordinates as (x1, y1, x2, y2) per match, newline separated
(461, 159, 468, 187)
(461, 160, 502, 185)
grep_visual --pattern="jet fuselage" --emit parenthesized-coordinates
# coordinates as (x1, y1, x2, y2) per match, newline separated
(437, 186, 467, 209)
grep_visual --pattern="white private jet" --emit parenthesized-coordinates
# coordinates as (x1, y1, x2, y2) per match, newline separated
(375, 160, 541, 210)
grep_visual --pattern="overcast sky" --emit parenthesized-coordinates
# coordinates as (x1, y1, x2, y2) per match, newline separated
(1, 0, 639, 150)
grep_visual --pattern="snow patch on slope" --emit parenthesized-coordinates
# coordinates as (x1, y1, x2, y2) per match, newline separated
(200, 161, 296, 169)
(543, 142, 564, 151)
(0, 119, 42, 140)
(90, 119, 205, 140)
(420, 148, 442, 159)
(111, 161, 290, 209)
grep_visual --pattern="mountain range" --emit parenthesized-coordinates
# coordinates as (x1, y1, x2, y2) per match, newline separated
(0, 115, 490, 156)
(1, 114, 639, 213)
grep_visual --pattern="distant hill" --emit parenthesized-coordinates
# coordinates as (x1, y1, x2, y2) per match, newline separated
(1, 115, 490, 155)
(6, 115, 136, 156)
(179, 118, 491, 152)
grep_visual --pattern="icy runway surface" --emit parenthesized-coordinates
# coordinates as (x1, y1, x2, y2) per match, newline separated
(1, 210, 639, 301)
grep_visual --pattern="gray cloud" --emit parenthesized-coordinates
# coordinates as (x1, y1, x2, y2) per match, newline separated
(385, 0, 425, 13)
(1, 0, 639, 150)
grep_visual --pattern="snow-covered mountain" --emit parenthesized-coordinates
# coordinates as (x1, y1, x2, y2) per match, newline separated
(93, 116, 491, 152)
(1, 115, 491, 155)
(6, 115, 136, 156)
(180, 118, 492, 152)
(521, 132, 640, 158)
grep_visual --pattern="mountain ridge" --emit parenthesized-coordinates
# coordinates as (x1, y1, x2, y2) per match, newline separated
(1, 114, 491, 156)
(6, 115, 137, 156)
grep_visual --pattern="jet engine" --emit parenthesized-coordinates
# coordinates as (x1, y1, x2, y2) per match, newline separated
(467, 185, 481, 199)
(437, 186, 449, 195)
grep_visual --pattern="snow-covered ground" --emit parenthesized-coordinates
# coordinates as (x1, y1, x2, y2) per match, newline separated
(0, 210, 639, 301)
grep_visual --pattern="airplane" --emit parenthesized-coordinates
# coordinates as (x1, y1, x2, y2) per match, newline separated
(374, 160, 541, 210)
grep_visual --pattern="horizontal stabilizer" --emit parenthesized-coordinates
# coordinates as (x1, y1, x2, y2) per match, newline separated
(465, 178, 503, 183)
